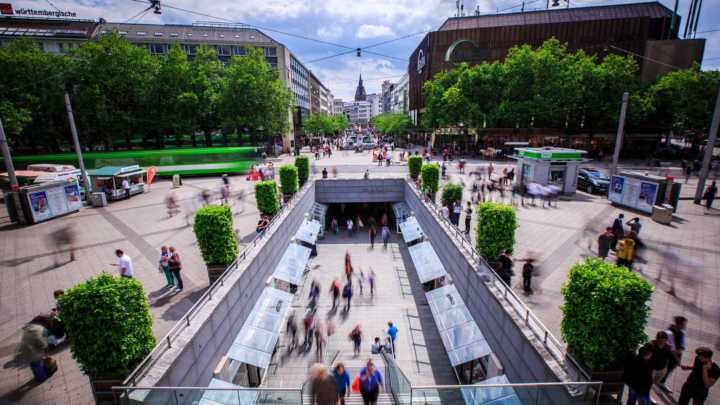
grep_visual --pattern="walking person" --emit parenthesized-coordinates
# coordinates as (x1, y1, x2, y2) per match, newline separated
(122, 177, 131, 199)
(333, 363, 352, 405)
(650, 331, 673, 396)
(498, 249, 514, 287)
(464, 202, 472, 235)
(158, 246, 175, 288)
(168, 246, 184, 292)
(369, 226, 377, 249)
(660, 316, 688, 392)
(112, 249, 133, 278)
(359, 359, 384, 405)
(286, 312, 298, 353)
(381, 226, 390, 249)
(342, 281, 353, 312)
(349, 325, 362, 357)
(347, 218, 354, 237)
(304, 310, 316, 351)
(330, 279, 341, 312)
(522, 259, 534, 295)
(597, 227, 614, 260)
(703, 181, 717, 213)
(315, 321, 326, 360)
(616, 235, 636, 270)
(386, 322, 398, 355)
(611, 213, 625, 250)
(309, 363, 337, 405)
(452, 200, 462, 226)
(624, 344, 654, 405)
(677, 347, 720, 405)
(369, 269, 376, 297)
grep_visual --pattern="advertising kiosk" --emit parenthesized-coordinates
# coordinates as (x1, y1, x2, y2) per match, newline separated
(19, 179, 83, 224)
(608, 171, 680, 214)
(513, 147, 586, 194)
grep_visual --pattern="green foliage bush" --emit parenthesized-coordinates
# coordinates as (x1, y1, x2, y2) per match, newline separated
(421, 163, 440, 194)
(295, 155, 310, 186)
(476, 202, 517, 261)
(58, 273, 155, 378)
(561, 259, 654, 370)
(193, 205, 238, 265)
(279, 164, 298, 195)
(255, 180, 279, 215)
(441, 183, 463, 207)
(408, 156, 422, 180)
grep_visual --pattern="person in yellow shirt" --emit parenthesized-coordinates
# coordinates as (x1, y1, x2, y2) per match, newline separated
(616, 233, 636, 269)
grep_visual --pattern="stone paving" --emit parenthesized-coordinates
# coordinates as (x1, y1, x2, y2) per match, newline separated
(0, 148, 718, 404)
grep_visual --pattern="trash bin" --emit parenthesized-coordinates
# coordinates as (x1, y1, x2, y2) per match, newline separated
(90, 192, 107, 208)
(172, 174, 182, 188)
(651, 204, 672, 224)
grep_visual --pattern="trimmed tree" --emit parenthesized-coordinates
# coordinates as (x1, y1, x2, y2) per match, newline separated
(421, 163, 440, 195)
(476, 202, 517, 261)
(194, 205, 238, 282)
(561, 258, 654, 371)
(441, 183, 463, 207)
(279, 164, 299, 196)
(295, 155, 310, 186)
(59, 273, 155, 391)
(255, 180, 279, 215)
(408, 156, 422, 180)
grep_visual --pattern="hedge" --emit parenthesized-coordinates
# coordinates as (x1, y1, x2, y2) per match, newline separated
(476, 202, 517, 261)
(441, 183, 463, 207)
(193, 205, 238, 265)
(295, 155, 310, 186)
(421, 163, 440, 194)
(255, 180, 279, 215)
(561, 258, 654, 370)
(59, 273, 155, 378)
(408, 156, 422, 180)
(279, 164, 299, 195)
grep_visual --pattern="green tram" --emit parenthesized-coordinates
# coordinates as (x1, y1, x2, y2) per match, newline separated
(7, 147, 260, 176)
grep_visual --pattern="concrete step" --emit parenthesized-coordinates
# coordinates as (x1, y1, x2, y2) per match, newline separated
(302, 393, 395, 405)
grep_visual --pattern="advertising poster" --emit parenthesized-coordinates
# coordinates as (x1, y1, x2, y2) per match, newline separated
(28, 190, 51, 222)
(638, 182, 658, 213)
(608, 176, 625, 204)
(46, 186, 69, 217)
(65, 183, 83, 211)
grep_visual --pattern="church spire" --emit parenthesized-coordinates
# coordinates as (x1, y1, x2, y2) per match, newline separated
(354, 73, 367, 102)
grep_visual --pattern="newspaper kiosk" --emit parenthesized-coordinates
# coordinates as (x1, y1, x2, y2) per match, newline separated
(271, 243, 312, 294)
(88, 165, 146, 201)
(513, 147, 586, 194)
(408, 241, 447, 291)
(294, 218, 322, 257)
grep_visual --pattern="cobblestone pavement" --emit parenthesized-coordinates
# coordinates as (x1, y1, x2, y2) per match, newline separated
(0, 148, 718, 404)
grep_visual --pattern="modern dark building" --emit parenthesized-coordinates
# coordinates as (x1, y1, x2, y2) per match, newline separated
(409, 1, 705, 124)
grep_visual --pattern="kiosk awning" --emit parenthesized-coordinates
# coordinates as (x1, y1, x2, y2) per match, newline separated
(426, 284, 491, 366)
(199, 378, 259, 405)
(461, 375, 521, 405)
(272, 244, 312, 285)
(399, 216, 424, 243)
(294, 219, 322, 245)
(408, 241, 447, 283)
(392, 202, 410, 223)
(226, 287, 293, 368)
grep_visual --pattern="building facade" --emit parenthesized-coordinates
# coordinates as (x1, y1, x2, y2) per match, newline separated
(333, 98, 345, 116)
(354, 74, 367, 101)
(344, 101, 371, 126)
(381, 80, 394, 113)
(0, 15, 98, 52)
(308, 71, 321, 115)
(390, 73, 409, 114)
(408, 2, 705, 124)
(367, 93, 381, 118)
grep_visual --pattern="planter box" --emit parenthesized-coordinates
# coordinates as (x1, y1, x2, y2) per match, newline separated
(590, 368, 624, 400)
(90, 376, 124, 405)
(207, 264, 229, 284)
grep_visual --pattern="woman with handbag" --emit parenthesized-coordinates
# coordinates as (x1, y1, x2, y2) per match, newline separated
(168, 246, 184, 292)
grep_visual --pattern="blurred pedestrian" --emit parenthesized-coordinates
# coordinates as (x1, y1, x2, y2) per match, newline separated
(332, 167, 338, 178)
(166, 193, 179, 217)
(347, 218, 354, 237)
(623, 343, 653, 405)
(381, 226, 390, 248)
(703, 181, 717, 212)
(611, 213, 625, 250)
(464, 202, 472, 235)
(616, 234, 636, 270)
(333, 363, 352, 405)
(650, 331, 673, 392)
(331, 217, 339, 234)
(678, 347, 720, 405)
(309, 363, 336, 405)
(498, 249, 514, 287)
(387, 322, 398, 354)
(369, 269, 376, 297)
(315, 321, 325, 360)
(452, 200, 462, 226)
(112, 249, 133, 278)
(660, 316, 688, 392)
(349, 325, 362, 357)
(304, 310, 316, 350)
(49, 225, 76, 265)
(330, 279, 341, 312)
(322, 168, 328, 179)
(359, 359, 384, 405)
(597, 227, 614, 260)
(286, 312, 298, 353)
(369, 226, 377, 249)
(343, 281, 353, 312)
(522, 259, 535, 295)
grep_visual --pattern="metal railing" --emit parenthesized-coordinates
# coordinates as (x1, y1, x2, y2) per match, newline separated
(114, 385, 304, 405)
(404, 179, 591, 382)
(122, 179, 314, 388)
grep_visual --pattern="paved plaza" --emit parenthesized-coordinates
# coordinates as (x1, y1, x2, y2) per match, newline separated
(0, 149, 718, 404)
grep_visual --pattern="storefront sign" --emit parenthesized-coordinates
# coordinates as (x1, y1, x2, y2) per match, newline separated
(0, 3, 77, 17)
(416, 49, 426, 74)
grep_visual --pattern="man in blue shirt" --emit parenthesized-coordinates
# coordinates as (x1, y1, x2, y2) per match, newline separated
(387, 322, 398, 354)
(333, 363, 351, 405)
(359, 359, 384, 405)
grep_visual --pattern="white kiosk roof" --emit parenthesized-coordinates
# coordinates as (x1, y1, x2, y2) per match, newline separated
(199, 378, 259, 405)
(426, 284, 491, 366)
(399, 216, 424, 243)
(392, 202, 410, 222)
(408, 241, 447, 283)
(226, 287, 293, 368)
(272, 243, 312, 285)
(461, 375, 522, 405)
(295, 219, 322, 245)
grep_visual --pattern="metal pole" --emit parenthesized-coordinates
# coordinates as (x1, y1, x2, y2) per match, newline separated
(611, 92, 629, 176)
(694, 84, 720, 203)
(669, 0, 680, 37)
(64, 92, 90, 192)
(0, 118, 24, 224)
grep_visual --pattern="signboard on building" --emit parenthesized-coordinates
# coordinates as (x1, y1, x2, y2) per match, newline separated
(0, 3, 77, 17)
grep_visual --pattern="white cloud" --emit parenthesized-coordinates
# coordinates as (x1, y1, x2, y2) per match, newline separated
(316, 26, 344, 39)
(356, 24, 396, 39)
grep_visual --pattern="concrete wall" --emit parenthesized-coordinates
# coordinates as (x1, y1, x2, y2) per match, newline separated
(403, 182, 576, 404)
(315, 178, 405, 203)
(132, 184, 316, 403)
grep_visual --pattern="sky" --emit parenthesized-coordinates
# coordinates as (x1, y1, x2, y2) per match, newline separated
(11, 0, 720, 100)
